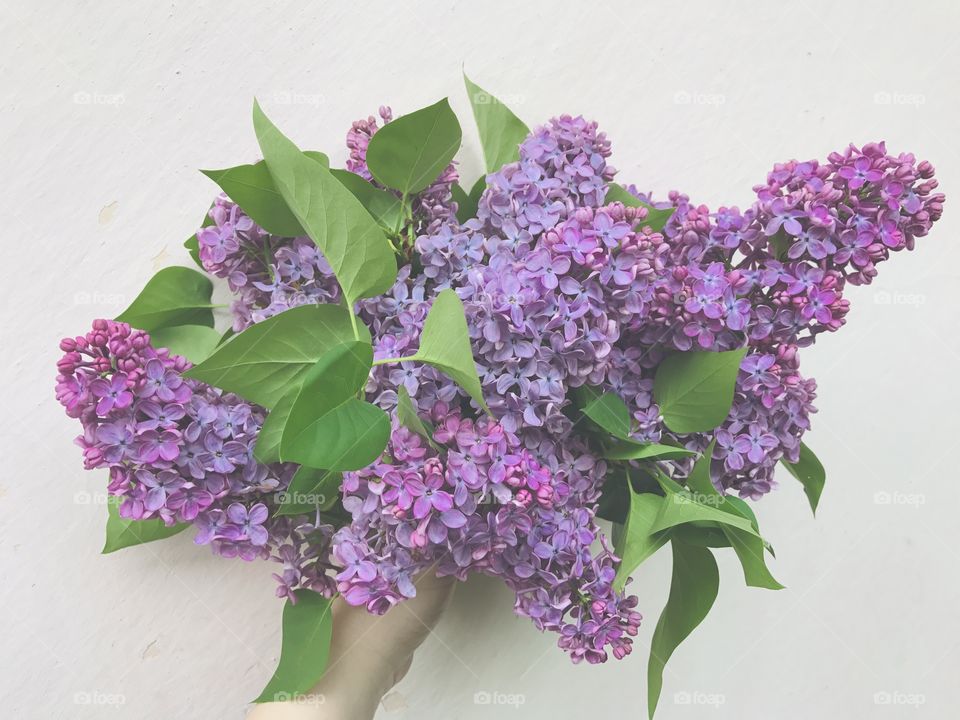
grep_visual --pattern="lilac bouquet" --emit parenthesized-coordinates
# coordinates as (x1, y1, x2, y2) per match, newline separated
(55, 76, 944, 715)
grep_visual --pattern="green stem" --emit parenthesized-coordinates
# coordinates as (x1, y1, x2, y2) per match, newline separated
(394, 193, 409, 235)
(372, 354, 419, 367)
(348, 309, 361, 341)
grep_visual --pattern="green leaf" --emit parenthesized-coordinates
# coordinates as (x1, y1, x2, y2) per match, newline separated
(463, 73, 530, 173)
(396, 386, 439, 450)
(276, 466, 341, 515)
(603, 441, 696, 461)
(253, 590, 334, 703)
(579, 390, 633, 439)
(650, 478, 759, 538)
(102, 495, 188, 554)
(723, 495, 760, 533)
(183, 235, 201, 267)
(185, 304, 366, 409)
(254, 389, 297, 464)
(671, 524, 732, 548)
(184, 206, 215, 268)
(200, 153, 329, 238)
(682, 445, 782, 589)
(613, 490, 668, 593)
(451, 180, 486, 225)
(769, 229, 792, 260)
(280, 341, 390, 471)
(366, 98, 462, 195)
(596, 468, 633, 524)
(653, 347, 748, 434)
(411, 289, 488, 413)
(253, 101, 397, 307)
(329, 168, 403, 233)
(149, 325, 222, 364)
(460, 176, 486, 224)
(684, 440, 720, 498)
(116, 267, 215, 332)
(451, 183, 470, 222)
(720, 525, 783, 589)
(647, 541, 719, 719)
(604, 183, 676, 233)
(782, 441, 826, 515)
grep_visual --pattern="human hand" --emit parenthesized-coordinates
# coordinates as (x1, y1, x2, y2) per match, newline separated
(248, 570, 456, 720)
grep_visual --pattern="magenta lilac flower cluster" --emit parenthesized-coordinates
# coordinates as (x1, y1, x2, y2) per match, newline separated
(57, 104, 943, 664)
(55, 319, 337, 600)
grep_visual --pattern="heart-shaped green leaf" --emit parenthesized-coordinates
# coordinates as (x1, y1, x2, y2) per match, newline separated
(647, 541, 719, 719)
(280, 341, 390, 471)
(463, 74, 530, 173)
(329, 168, 403, 233)
(366, 98, 462, 196)
(116, 266, 215, 332)
(185, 304, 365, 409)
(411, 289, 488, 413)
(253, 590, 333, 703)
(149, 325, 222, 365)
(253, 102, 397, 308)
(201, 153, 329, 238)
(782, 441, 825, 515)
(102, 495, 188, 554)
(653, 347, 747, 434)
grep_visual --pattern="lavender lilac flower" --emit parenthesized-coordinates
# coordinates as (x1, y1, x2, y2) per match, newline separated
(55, 319, 337, 601)
(57, 107, 943, 663)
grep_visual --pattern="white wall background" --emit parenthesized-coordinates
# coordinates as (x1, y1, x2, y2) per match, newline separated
(2, 1, 958, 718)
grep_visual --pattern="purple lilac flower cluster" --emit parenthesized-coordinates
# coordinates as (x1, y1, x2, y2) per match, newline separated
(334, 402, 640, 663)
(57, 105, 943, 663)
(55, 319, 337, 601)
(412, 130, 943, 497)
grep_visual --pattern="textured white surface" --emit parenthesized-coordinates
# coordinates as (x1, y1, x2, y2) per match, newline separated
(2, 1, 959, 718)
